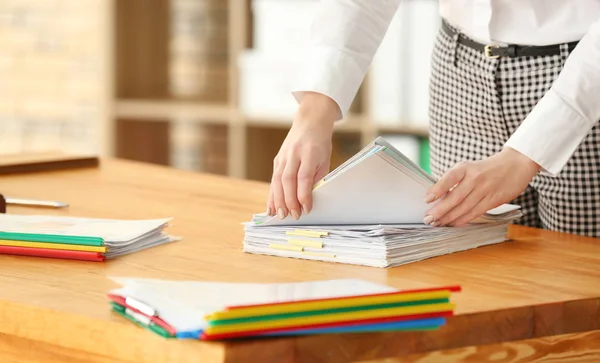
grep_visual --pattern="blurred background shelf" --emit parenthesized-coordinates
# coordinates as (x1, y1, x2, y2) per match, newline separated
(376, 125, 430, 138)
(245, 115, 363, 132)
(115, 100, 232, 123)
(0, 0, 439, 183)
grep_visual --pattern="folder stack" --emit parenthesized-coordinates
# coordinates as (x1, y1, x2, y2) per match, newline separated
(0, 214, 177, 261)
(243, 137, 522, 268)
(107, 277, 459, 340)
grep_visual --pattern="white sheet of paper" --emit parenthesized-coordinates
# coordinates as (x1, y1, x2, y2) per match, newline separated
(0, 214, 171, 243)
(252, 137, 520, 227)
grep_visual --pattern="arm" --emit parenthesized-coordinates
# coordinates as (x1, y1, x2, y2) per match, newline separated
(425, 17, 600, 226)
(504, 17, 600, 175)
(291, 0, 403, 120)
(268, 0, 401, 220)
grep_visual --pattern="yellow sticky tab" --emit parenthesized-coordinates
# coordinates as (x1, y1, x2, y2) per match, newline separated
(303, 251, 335, 258)
(312, 179, 326, 190)
(285, 230, 328, 238)
(288, 239, 323, 248)
(269, 243, 303, 252)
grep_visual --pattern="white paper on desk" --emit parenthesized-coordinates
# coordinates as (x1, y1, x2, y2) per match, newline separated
(109, 277, 397, 333)
(0, 214, 172, 243)
(243, 221, 512, 268)
(252, 137, 520, 226)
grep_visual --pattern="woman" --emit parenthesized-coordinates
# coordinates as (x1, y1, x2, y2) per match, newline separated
(266, 0, 600, 237)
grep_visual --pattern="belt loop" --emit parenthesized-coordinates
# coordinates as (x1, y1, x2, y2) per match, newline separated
(447, 23, 460, 66)
(559, 43, 570, 65)
(452, 32, 460, 66)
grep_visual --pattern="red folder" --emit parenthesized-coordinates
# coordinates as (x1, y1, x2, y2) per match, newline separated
(0, 245, 104, 261)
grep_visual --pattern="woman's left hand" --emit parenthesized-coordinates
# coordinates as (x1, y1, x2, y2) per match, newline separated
(423, 147, 541, 227)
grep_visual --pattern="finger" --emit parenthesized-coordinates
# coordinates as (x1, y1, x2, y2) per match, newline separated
(271, 160, 288, 219)
(436, 188, 486, 226)
(297, 159, 319, 215)
(267, 156, 284, 216)
(267, 156, 280, 216)
(282, 157, 302, 220)
(314, 160, 330, 181)
(424, 177, 474, 224)
(449, 196, 495, 227)
(426, 163, 468, 203)
(266, 185, 275, 216)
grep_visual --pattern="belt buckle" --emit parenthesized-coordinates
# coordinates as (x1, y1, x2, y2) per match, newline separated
(484, 44, 500, 59)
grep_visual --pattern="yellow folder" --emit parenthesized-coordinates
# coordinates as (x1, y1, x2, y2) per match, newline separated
(206, 290, 451, 320)
(205, 302, 455, 335)
(0, 239, 107, 253)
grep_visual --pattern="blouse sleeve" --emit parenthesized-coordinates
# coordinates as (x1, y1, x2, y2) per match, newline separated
(291, 0, 402, 120)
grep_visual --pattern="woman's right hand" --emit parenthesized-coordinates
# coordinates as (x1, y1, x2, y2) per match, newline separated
(267, 92, 340, 220)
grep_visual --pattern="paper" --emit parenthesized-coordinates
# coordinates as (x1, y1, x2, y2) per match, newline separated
(252, 137, 520, 226)
(0, 214, 171, 242)
(243, 222, 512, 268)
(0, 214, 178, 261)
(243, 137, 522, 268)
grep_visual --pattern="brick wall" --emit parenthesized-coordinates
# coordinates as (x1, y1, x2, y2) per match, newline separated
(0, 0, 107, 155)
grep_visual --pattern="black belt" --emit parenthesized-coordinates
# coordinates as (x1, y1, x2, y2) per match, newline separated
(441, 20, 578, 59)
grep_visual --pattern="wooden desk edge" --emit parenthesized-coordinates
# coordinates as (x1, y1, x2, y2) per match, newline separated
(223, 297, 600, 363)
(0, 155, 99, 175)
(356, 330, 600, 363)
(1, 295, 599, 363)
(0, 299, 225, 363)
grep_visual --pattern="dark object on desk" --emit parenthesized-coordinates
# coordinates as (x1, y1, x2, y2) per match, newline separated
(0, 152, 99, 175)
(0, 194, 6, 213)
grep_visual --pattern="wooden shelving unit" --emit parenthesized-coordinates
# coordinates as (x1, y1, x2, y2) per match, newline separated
(108, 0, 429, 182)
(115, 100, 231, 123)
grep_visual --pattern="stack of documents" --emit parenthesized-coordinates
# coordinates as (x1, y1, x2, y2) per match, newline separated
(107, 277, 459, 340)
(243, 137, 522, 268)
(0, 214, 177, 261)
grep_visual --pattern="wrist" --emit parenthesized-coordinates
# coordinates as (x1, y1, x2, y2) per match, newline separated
(296, 92, 340, 128)
(501, 147, 541, 175)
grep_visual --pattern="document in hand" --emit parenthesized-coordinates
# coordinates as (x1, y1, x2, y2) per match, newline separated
(243, 137, 522, 267)
(107, 277, 460, 340)
(0, 214, 177, 261)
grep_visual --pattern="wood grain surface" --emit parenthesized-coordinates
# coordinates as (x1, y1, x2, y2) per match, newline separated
(357, 330, 600, 363)
(1, 159, 599, 363)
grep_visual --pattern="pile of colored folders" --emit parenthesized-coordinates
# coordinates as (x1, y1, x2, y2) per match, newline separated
(107, 277, 459, 340)
(0, 214, 177, 262)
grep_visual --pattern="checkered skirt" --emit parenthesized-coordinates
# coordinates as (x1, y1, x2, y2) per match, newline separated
(428, 23, 600, 237)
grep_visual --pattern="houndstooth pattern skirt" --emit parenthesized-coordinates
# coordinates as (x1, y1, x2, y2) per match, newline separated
(428, 22, 600, 237)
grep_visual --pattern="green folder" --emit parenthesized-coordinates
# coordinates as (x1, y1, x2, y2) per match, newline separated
(0, 232, 104, 246)
(208, 298, 450, 326)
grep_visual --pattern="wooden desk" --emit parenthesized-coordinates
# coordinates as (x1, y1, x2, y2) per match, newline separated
(1, 159, 599, 363)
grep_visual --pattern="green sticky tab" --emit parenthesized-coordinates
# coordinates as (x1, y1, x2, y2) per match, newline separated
(0, 232, 104, 246)
(111, 301, 126, 313)
(111, 303, 173, 338)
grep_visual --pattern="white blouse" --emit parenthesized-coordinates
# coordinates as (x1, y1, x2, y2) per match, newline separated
(291, 0, 600, 175)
